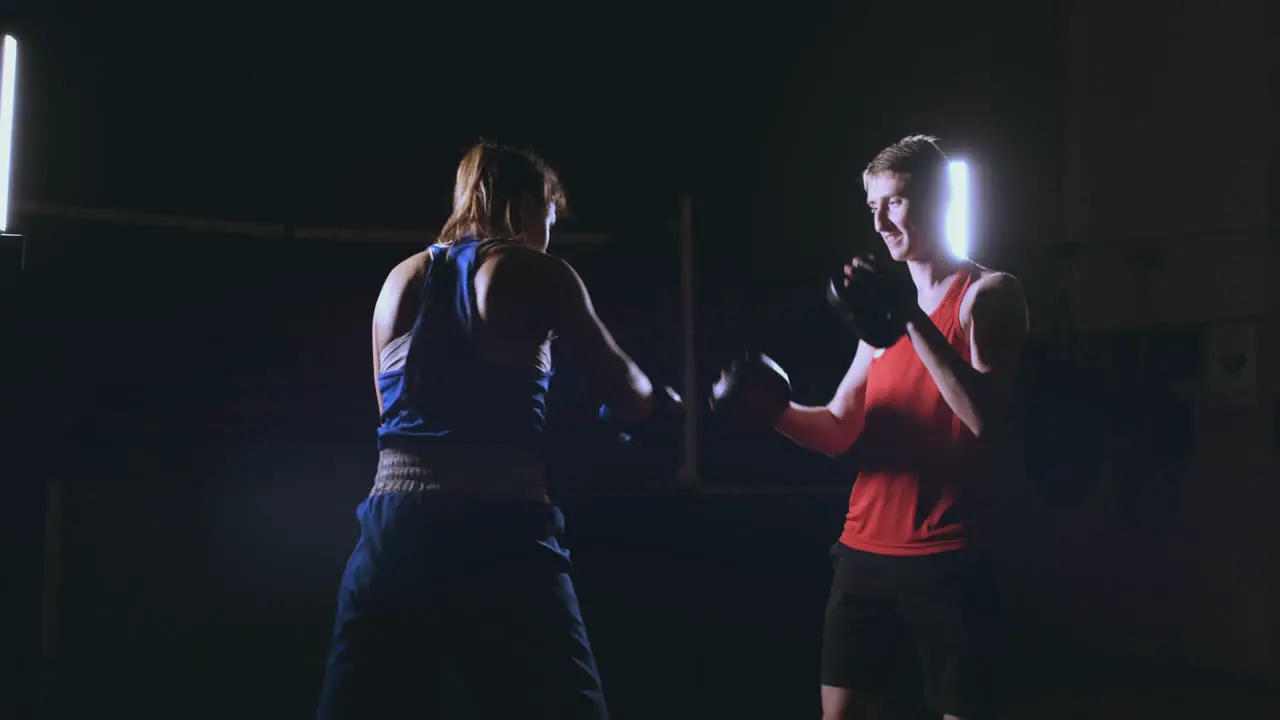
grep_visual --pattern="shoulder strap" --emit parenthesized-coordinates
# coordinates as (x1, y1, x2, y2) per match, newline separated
(951, 267, 978, 328)
(403, 245, 464, 392)
(417, 245, 451, 314)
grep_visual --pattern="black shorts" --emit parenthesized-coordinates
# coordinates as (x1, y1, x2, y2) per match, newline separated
(316, 493, 608, 720)
(821, 543, 999, 717)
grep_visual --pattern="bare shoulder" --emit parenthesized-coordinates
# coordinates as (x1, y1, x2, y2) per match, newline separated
(478, 241, 561, 275)
(378, 250, 431, 303)
(479, 244, 581, 296)
(960, 266, 1027, 331)
(473, 245, 578, 339)
(373, 250, 431, 340)
(970, 268, 1023, 298)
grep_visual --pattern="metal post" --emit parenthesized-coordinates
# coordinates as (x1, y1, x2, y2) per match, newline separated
(677, 193, 699, 487)
(37, 478, 62, 714)
(1063, 0, 1089, 247)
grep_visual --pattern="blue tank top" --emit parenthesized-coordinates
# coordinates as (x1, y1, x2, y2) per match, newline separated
(375, 238, 554, 453)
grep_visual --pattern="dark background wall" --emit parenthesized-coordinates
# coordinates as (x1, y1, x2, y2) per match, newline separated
(2, 0, 1278, 717)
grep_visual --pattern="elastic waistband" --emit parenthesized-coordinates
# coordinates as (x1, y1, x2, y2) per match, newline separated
(371, 446, 547, 502)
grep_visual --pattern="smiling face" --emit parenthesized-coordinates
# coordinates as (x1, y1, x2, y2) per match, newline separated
(860, 134, 952, 263)
(864, 171, 945, 262)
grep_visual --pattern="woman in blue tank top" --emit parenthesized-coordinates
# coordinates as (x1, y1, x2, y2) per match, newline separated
(317, 142, 668, 720)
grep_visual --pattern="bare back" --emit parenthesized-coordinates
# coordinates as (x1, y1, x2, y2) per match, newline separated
(471, 242, 555, 375)
(372, 240, 652, 423)
(371, 243, 550, 408)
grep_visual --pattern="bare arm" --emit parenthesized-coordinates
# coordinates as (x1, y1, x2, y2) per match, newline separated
(546, 255, 655, 424)
(370, 252, 429, 414)
(905, 273, 1028, 438)
(774, 341, 875, 456)
(371, 320, 382, 411)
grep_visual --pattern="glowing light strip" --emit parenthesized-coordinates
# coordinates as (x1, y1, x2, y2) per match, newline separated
(946, 159, 969, 259)
(0, 35, 16, 232)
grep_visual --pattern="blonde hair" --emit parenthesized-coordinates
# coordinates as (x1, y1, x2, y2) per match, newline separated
(862, 134, 950, 207)
(437, 141, 567, 245)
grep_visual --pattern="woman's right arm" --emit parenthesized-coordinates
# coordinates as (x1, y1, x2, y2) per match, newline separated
(542, 255, 656, 424)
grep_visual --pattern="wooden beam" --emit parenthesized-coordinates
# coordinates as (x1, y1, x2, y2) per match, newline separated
(14, 201, 611, 246)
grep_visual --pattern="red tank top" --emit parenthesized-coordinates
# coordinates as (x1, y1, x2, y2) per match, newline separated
(838, 268, 985, 556)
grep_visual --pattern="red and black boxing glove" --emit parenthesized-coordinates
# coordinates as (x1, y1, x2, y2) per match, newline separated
(827, 254, 915, 348)
(709, 350, 793, 433)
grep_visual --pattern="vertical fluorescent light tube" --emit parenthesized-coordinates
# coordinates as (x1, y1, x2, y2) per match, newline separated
(946, 159, 969, 260)
(0, 35, 17, 233)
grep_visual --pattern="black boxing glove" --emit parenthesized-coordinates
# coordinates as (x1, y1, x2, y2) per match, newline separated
(599, 386, 686, 475)
(709, 350, 793, 432)
(826, 254, 915, 348)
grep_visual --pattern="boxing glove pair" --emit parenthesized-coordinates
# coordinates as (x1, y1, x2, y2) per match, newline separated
(709, 254, 908, 434)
